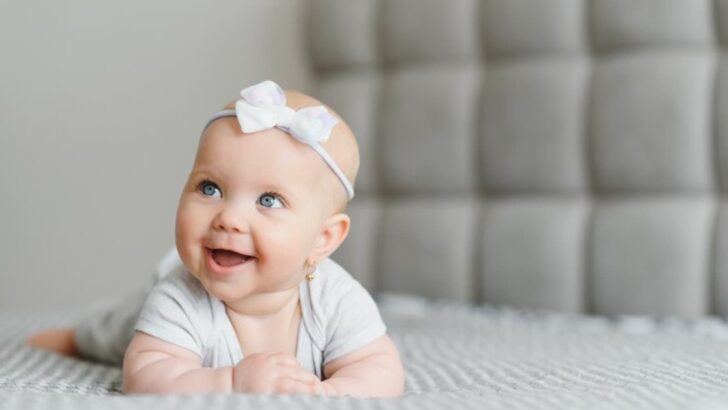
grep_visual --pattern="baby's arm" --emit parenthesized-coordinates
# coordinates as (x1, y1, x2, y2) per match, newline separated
(123, 331, 232, 394)
(124, 331, 319, 395)
(319, 334, 404, 398)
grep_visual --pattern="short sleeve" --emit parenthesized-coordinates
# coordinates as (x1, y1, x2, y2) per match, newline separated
(322, 268, 387, 364)
(134, 268, 211, 358)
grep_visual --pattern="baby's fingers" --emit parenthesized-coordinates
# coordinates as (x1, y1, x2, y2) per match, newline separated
(290, 368, 319, 386)
(275, 376, 319, 396)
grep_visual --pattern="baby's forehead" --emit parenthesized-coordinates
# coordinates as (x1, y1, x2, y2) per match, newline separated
(198, 122, 334, 194)
(200, 120, 322, 171)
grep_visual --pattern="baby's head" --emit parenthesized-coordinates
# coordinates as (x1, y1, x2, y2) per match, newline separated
(174, 81, 359, 306)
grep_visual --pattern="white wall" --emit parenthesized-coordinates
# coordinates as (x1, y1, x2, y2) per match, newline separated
(0, 0, 311, 309)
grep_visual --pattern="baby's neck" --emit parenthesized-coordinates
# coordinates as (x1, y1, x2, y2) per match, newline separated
(224, 286, 300, 322)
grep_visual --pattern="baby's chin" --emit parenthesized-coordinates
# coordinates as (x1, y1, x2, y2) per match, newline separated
(198, 276, 254, 302)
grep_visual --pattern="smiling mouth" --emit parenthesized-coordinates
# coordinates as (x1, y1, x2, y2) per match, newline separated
(208, 248, 254, 267)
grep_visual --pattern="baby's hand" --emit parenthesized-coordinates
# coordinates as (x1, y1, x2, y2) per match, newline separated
(232, 352, 320, 395)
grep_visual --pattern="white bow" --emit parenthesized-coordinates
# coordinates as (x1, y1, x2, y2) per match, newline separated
(234, 80, 338, 146)
(212, 80, 354, 199)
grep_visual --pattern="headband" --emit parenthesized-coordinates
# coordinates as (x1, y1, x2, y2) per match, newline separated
(201, 80, 354, 201)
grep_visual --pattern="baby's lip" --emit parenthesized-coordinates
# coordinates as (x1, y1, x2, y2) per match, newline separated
(204, 246, 255, 259)
(205, 247, 255, 273)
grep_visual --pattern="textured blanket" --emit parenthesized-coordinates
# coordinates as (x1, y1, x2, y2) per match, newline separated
(2, 294, 728, 409)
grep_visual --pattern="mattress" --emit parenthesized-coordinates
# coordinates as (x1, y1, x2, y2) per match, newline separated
(2, 293, 728, 409)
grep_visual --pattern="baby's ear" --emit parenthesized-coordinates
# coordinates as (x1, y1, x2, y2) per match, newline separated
(310, 213, 350, 263)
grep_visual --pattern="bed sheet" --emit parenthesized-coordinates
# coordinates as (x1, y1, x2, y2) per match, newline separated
(2, 294, 728, 409)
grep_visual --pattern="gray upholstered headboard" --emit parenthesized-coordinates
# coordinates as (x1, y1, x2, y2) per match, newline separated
(305, 0, 728, 317)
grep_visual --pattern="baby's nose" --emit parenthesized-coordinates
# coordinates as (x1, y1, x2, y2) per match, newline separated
(213, 204, 250, 233)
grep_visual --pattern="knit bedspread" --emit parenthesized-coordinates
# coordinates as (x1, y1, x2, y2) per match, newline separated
(2, 294, 728, 410)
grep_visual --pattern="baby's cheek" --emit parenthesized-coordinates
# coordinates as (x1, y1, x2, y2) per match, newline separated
(175, 208, 201, 263)
(175, 213, 192, 250)
(257, 227, 311, 265)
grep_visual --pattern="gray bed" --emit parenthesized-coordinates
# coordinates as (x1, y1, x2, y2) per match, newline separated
(3, 294, 728, 409)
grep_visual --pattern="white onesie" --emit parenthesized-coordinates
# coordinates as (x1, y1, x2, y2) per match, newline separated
(75, 250, 387, 380)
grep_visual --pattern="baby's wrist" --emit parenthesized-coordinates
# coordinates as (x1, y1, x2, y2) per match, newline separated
(230, 364, 243, 392)
(216, 366, 235, 393)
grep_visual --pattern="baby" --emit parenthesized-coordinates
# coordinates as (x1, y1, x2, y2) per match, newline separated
(28, 80, 405, 397)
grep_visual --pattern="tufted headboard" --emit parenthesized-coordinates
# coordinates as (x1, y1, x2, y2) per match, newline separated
(303, 0, 728, 317)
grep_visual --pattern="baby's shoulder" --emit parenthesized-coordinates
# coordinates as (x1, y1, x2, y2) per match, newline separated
(152, 248, 211, 305)
(137, 259, 218, 358)
(308, 259, 387, 361)
(161, 265, 207, 297)
(314, 258, 372, 310)
(145, 263, 213, 320)
(317, 258, 359, 290)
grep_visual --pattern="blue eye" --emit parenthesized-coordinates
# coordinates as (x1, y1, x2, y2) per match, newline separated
(258, 192, 284, 209)
(198, 180, 222, 198)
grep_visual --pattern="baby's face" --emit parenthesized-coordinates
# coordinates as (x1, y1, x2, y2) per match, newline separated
(175, 118, 337, 303)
